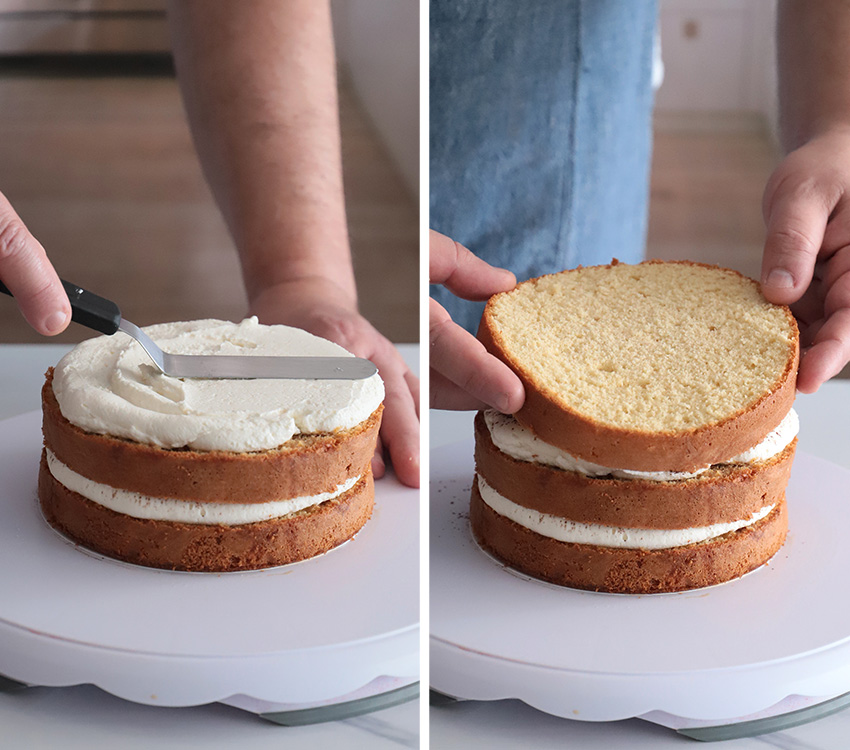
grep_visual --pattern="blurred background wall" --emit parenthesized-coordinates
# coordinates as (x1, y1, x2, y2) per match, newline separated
(0, 0, 418, 344)
(648, 0, 778, 283)
(332, 0, 419, 198)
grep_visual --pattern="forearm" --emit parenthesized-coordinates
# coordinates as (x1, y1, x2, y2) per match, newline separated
(167, 0, 356, 307)
(778, 0, 850, 151)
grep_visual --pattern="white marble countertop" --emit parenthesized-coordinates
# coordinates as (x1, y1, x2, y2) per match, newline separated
(430, 381, 850, 749)
(0, 343, 420, 750)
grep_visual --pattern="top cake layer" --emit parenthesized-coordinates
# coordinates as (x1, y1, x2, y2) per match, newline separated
(52, 318, 384, 452)
(479, 261, 799, 471)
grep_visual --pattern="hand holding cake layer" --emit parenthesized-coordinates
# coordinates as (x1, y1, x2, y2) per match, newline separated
(472, 261, 800, 593)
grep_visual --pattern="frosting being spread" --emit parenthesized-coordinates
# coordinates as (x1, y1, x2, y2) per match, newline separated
(477, 475, 775, 549)
(52, 318, 384, 451)
(46, 449, 359, 525)
(484, 409, 799, 482)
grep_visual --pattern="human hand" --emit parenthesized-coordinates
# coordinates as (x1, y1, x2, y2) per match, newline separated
(0, 192, 70, 335)
(429, 230, 525, 412)
(249, 277, 419, 488)
(761, 128, 850, 392)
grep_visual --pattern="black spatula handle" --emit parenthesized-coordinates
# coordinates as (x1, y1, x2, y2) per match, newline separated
(0, 278, 122, 335)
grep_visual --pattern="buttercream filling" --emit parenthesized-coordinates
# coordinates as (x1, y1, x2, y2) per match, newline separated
(484, 409, 799, 481)
(476, 474, 775, 550)
(46, 449, 359, 526)
(52, 318, 384, 452)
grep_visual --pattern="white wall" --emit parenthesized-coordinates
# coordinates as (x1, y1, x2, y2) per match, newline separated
(656, 0, 778, 143)
(332, 0, 419, 197)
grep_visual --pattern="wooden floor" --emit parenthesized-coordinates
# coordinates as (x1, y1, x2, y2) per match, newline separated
(0, 60, 418, 344)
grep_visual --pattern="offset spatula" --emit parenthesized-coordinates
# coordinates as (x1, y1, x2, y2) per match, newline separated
(0, 279, 377, 380)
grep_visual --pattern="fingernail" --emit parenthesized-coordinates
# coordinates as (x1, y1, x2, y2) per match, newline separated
(43, 310, 69, 334)
(498, 395, 515, 414)
(764, 269, 795, 289)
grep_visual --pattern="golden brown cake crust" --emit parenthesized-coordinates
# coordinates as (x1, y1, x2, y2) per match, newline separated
(478, 260, 799, 472)
(474, 412, 796, 529)
(470, 482, 787, 594)
(38, 452, 375, 572)
(42, 370, 381, 503)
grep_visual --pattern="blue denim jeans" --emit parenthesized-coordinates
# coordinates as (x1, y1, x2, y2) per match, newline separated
(430, 0, 658, 332)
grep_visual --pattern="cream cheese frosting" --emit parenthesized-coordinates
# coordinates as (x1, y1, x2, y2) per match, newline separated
(52, 318, 384, 452)
(476, 474, 775, 549)
(483, 409, 799, 481)
(46, 449, 358, 525)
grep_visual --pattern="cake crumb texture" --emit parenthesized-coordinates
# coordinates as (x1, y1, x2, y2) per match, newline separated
(480, 261, 799, 470)
(484, 261, 796, 431)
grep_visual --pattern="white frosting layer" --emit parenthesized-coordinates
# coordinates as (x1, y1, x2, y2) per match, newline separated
(52, 318, 384, 452)
(729, 409, 800, 464)
(46, 449, 358, 525)
(483, 409, 799, 482)
(477, 475, 775, 550)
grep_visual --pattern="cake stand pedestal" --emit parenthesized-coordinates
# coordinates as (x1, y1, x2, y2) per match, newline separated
(0, 411, 419, 724)
(431, 440, 850, 741)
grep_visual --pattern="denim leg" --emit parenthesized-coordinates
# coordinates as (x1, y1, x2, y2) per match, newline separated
(430, 0, 658, 332)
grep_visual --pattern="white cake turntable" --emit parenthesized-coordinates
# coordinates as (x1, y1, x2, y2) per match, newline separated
(431, 438, 850, 741)
(0, 411, 419, 725)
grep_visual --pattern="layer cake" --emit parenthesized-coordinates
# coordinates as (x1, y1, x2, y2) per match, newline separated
(39, 318, 384, 572)
(473, 261, 799, 593)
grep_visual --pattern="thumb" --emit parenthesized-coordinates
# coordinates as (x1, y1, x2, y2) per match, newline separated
(0, 193, 70, 336)
(761, 179, 828, 306)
